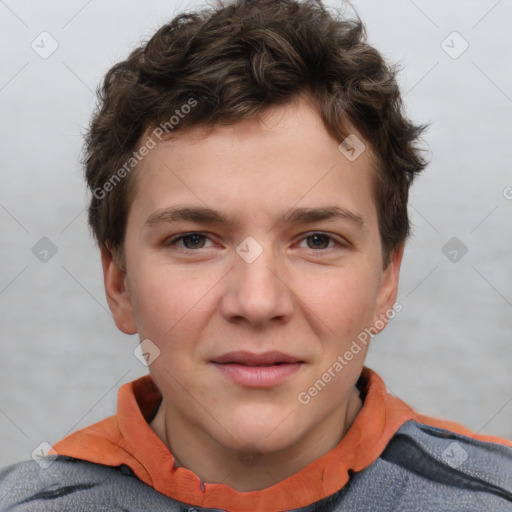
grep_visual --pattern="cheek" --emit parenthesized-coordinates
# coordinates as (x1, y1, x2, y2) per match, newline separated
(127, 261, 175, 335)
(302, 265, 380, 339)
(129, 262, 216, 347)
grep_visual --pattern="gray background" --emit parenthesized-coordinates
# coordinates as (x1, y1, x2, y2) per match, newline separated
(0, 0, 511, 467)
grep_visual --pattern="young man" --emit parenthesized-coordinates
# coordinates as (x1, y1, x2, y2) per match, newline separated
(1, 0, 511, 510)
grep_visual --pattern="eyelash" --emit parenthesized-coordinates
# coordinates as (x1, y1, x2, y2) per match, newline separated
(163, 231, 347, 254)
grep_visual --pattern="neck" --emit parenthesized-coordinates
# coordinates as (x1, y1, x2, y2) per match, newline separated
(150, 387, 363, 492)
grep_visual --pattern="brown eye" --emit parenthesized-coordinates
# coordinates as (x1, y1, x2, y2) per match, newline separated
(299, 232, 342, 251)
(180, 234, 207, 249)
(164, 232, 213, 250)
(305, 233, 332, 249)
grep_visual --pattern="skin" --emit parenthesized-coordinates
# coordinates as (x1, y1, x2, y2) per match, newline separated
(102, 94, 403, 492)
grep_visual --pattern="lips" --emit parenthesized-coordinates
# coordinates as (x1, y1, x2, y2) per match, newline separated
(211, 350, 302, 366)
(211, 351, 304, 387)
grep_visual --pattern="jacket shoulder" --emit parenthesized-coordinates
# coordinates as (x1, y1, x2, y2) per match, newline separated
(0, 456, 183, 511)
(377, 420, 512, 509)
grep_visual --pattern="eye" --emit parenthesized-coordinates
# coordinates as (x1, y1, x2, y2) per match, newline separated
(164, 232, 214, 250)
(298, 232, 344, 251)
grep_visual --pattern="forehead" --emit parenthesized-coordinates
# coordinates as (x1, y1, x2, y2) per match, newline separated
(127, 97, 378, 233)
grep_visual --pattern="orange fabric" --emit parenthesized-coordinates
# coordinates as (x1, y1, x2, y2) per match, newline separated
(52, 367, 511, 511)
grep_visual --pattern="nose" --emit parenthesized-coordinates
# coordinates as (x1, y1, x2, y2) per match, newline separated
(219, 240, 294, 327)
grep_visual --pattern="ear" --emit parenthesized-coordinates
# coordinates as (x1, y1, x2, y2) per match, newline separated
(372, 244, 404, 333)
(101, 246, 138, 335)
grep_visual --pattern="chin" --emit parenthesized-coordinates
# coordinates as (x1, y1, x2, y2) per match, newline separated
(222, 409, 305, 453)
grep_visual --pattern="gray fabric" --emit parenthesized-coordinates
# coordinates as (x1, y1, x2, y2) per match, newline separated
(1, 420, 512, 511)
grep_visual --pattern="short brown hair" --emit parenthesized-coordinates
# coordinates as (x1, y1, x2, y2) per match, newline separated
(84, 0, 427, 268)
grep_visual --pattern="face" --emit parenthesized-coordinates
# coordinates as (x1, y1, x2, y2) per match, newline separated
(103, 96, 402, 455)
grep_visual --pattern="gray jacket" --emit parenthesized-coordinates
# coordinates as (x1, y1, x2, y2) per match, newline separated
(1, 420, 512, 511)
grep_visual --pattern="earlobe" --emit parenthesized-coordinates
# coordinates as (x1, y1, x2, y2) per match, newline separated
(101, 246, 138, 335)
(373, 244, 404, 333)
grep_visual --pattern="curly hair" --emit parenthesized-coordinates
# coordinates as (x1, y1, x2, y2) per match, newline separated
(84, 0, 428, 268)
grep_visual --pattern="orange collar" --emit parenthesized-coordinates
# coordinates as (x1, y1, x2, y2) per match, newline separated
(52, 367, 508, 511)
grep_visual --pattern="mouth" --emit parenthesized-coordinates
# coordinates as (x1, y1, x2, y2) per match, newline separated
(210, 351, 304, 387)
(211, 350, 303, 366)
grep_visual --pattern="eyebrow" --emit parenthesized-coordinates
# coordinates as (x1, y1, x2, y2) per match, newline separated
(145, 205, 365, 230)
